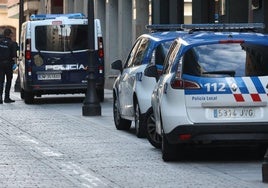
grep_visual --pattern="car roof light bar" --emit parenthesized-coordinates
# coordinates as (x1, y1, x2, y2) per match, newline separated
(181, 23, 265, 32)
(146, 23, 265, 33)
(30, 13, 86, 21)
(146, 24, 183, 32)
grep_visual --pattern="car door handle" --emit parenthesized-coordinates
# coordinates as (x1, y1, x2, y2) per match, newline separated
(136, 72, 143, 81)
(163, 83, 168, 94)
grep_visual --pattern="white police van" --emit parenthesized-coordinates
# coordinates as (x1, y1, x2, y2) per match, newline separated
(18, 13, 105, 104)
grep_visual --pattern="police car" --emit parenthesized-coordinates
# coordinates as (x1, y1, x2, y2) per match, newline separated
(112, 26, 186, 138)
(144, 23, 268, 161)
(18, 13, 104, 104)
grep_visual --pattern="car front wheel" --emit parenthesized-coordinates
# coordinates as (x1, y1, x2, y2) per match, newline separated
(135, 102, 146, 138)
(113, 95, 131, 130)
(24, 90, 34, 104)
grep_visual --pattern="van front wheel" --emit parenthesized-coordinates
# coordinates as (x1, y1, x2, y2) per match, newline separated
(20, 89, 24, 99)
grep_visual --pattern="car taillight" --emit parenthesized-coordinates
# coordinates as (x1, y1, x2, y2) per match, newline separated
(179, 134, 191, 141)
(27, 66, 32, 76)
(170, 77, 200, 89)
(25, 39, 31, 60)
(97, 37, 104, 58)
(99, 66, 104, 74)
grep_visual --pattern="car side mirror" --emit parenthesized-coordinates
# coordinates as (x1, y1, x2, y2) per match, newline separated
(111, 60, 123, 73)
(144, 64, 159, 81)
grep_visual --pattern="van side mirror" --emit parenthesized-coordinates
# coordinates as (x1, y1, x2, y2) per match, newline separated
(111, 60, 123, 73)
(144, 64, 159, 81)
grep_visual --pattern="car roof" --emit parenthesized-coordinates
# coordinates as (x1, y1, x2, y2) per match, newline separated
(181, 31, 268, 46)
(175, 31, 268, 53)
(139, 31, 187, 43)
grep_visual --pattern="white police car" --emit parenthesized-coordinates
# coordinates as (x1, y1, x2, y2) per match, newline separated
(112, 26, 186, 138)
(144, 23, 268, 161)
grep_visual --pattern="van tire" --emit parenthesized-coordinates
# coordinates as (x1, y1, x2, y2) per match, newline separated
(20, 89, 24, 99)
(24, 91, 34, 104)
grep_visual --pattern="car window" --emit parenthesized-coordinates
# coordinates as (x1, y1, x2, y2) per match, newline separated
(163, 41, 181, 74)
(182, 48, 202, 76)
(182, 43, 268, 77)
(124, 39, 142, 68)
(242, 43, 268, 76)
(152, 41, 173, 66)
(132, 38, 150, 66)
(124, 38, 150, 68)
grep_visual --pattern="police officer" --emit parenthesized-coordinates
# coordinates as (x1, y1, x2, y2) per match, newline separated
(0, 28, 17, 103)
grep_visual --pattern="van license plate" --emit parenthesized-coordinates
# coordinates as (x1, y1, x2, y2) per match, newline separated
(37, 73, 61, 80)
(213, 108, 255, 118)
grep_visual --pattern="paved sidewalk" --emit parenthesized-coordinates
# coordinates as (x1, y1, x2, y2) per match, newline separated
(0, 74, 267, 188)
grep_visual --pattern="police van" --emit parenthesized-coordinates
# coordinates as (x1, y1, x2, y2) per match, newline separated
(18, 13, 104, 104)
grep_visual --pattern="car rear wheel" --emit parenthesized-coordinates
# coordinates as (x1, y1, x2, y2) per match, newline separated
(113, 95, 131, 130)
(135, 102, 146, 138)
(162, 129, 184, 162)
(162, 132, 178, 161)
(145, 107, 161, 148)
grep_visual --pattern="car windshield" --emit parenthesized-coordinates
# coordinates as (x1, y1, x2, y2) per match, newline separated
(35, 24, 88, 52)
(183, 43, 268, 77)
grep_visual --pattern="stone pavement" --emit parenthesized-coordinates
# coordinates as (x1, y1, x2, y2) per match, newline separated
(0, 74, 267, 188)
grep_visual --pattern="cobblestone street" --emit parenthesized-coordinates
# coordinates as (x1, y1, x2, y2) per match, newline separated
(0, 75, 267, 187)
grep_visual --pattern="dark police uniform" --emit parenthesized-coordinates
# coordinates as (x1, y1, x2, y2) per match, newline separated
(0, 28, 17, 103)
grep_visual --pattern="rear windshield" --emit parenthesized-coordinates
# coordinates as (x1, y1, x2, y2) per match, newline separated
(183, 43, 268, 77)
(35, 25, 88, 52)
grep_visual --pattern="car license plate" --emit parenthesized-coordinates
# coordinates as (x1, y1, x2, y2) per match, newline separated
(213, 108, 255, 118)
(37, 73, 61, 80)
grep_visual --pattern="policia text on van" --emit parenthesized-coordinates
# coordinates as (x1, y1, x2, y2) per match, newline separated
(18, 13, 105, 104)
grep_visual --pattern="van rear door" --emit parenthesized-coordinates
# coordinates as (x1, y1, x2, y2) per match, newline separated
(32, 23, 89, 86)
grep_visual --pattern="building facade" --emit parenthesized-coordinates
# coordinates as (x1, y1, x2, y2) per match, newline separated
(2, 0, 267, 89)
(0, 0, 18, 41)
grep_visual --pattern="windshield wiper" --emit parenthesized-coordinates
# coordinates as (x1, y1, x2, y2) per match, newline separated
(202, 70, 236, 77)
(35, 47, 44, 59)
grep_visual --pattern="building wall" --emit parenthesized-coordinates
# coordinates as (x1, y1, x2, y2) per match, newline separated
(0, 0, 19, 41)
(7, 0, 268, 89)
(252, 0, 268, 33)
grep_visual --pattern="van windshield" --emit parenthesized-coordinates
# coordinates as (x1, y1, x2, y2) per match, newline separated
(35, 24, 88, 52)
